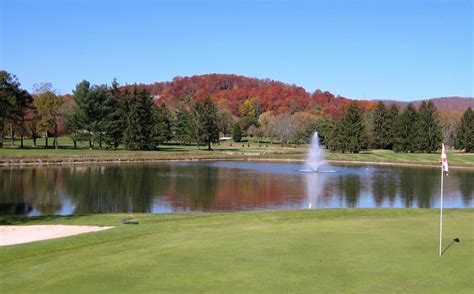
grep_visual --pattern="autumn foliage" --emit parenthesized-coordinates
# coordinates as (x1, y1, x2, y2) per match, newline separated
(122, 74, 377, 118)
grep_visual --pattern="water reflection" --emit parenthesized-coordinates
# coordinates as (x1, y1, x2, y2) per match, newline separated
(304, 172, 327, 208)
(0, 162, 472, 216)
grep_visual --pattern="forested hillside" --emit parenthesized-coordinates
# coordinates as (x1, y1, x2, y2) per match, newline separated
(123, 74, 377, 117)
(126, 74, 472, 118)
(382, 97, 474, 114)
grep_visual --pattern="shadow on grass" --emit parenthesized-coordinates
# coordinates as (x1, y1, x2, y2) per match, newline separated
(441, 238, 460, 256)
(0, 214, 86, 225)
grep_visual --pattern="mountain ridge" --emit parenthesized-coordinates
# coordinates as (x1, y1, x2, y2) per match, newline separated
(120, 73, 473, 116)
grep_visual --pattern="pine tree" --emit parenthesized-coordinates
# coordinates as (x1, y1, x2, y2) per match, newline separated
(393, 103, 417, 152)
(0, 71, 21, 148)
(339, 104, 368, 153)
(68, 80, 93, 147)
(385, 104, 399, 150)
(455, 107, 474, 152)
(372, 102, 399, 150)
(13, 89, 33, 149)
(232, 122, 242, 142)
(194, 98, 220, 150)
(372, 101, 388, 149)
(89, 85, 111, 149)
(151, 102, 173, 149)
(123, 87, 154, 150)
(415, 101, 442, 153)
(102, 81, 127, 149)
(173, 107, 193, 145)
(325, 119, 344, 152)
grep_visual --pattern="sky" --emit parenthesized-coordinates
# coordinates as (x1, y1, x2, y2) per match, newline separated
(0, 0, 472, 100)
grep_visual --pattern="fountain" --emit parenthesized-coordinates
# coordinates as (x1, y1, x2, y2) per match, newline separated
(304, 132, 329, 209)
(306, 132, 326, 172)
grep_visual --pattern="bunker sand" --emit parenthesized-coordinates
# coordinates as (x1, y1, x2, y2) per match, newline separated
(0, 225, 113, 246)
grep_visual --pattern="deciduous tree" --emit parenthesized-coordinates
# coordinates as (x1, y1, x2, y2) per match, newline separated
(34, 91, 64, 149)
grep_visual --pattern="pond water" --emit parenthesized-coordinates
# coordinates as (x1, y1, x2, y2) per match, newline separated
(0, 161, 472, 216)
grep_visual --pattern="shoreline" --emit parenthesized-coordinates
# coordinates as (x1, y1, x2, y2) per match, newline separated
(1, 154, 473, 169)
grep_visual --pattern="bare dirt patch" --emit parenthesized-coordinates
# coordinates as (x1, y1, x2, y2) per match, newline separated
(0, 225, 113, 246)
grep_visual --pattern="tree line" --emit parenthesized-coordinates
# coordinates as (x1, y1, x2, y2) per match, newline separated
(1, 70, 473, 153)
(230, 96, 473, 153)
(64, 80, 222, 150)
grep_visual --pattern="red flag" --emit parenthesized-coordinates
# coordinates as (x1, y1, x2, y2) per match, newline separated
(440, 143, 449, 172)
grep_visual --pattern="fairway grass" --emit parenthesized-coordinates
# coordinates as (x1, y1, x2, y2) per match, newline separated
(2, 137, 474, 168)
(0, 209, 473, 293)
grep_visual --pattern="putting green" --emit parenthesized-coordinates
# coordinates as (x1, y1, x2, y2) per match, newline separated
(0, 209, 473, 293)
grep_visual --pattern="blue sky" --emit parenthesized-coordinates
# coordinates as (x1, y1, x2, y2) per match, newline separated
(1, 0, 472, 100)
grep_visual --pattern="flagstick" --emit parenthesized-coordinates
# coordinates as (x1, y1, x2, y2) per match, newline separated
(439, 163, 444, 256)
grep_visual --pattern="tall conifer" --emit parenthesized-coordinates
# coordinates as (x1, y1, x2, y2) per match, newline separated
(173, 107, 193, 145)
(194, 98, 220, 150)
(123, 87, 154, 150)
(339, 104, 368, 153)
(393, 103, 417, 152)
(415, 101, 442, 153)
(151, 103, 173, 149)
(455, 107, 474, 152)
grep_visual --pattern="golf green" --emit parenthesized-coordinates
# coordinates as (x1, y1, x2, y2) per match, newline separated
(1, 209, 473, 293)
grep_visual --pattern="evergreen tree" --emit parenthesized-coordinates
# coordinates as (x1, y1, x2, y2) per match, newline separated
(151, 102, 173, 149)
(372, 101, 388, 149)
(14, 89, 33, 149)
(372, 102, 399, 150)
(194, 98, 220, 150)
(339, 104, 368, 153)
(326, 119, 344, 152)
(415, 101, 442, 153)
(385, 104, 399, 150)
(102, 81, 127, 149)
(0, 71, 21, 148)
(393, 103, 417, 152)
(68, 80, 93, 147)
(123, 87, 154, 150)
(232, 122, 242, 142)
(173, 107, 193, 145)
(89, 85, 111, 149)
(455, 107, 474, 152)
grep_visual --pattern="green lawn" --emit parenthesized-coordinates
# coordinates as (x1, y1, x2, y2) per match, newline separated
(1, 209, 473, 293)
(1, 137, 474, 167)
(325, 150, 474, 167)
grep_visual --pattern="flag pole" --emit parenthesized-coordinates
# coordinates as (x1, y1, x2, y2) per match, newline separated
(439, 161, 444, 256)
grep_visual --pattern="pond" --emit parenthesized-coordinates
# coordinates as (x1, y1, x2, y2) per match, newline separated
(0, 161, 472, 216)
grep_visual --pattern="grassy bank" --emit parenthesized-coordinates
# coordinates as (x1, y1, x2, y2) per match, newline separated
(1, 137, 473, 167)
(1, 209, 473, 293)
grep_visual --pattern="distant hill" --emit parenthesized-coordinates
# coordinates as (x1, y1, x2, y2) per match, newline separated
(122, 74, 375, 117)
(122, 74, 472, 117)
(379, 97, 474, 113)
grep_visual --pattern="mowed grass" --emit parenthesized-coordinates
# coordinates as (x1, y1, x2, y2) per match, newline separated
(326, 150, 474, 167)
(1, 137, 474, 167)
(0, 209, 473, 293)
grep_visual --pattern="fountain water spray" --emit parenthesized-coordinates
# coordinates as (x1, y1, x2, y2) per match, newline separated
(306, 132, 326, 172)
